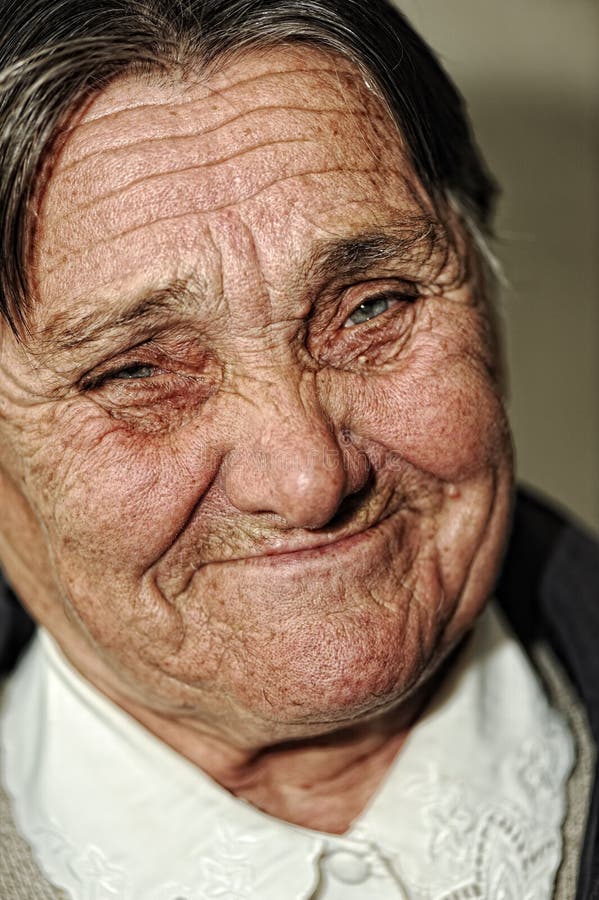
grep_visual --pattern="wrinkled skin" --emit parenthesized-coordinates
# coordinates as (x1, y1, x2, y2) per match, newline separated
(0, 47, 513, 830)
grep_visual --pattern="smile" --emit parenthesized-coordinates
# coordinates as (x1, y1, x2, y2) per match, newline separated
(203, 508, 406, 570)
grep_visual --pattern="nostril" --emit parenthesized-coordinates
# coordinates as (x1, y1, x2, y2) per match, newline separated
(306, 473, 376, 532)
(339, 427, 353, 446)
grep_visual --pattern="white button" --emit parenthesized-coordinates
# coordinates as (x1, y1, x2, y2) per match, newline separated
(326, 850, 371, 884)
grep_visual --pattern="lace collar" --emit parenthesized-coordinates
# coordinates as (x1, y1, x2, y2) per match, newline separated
(0, 604, 574, 900)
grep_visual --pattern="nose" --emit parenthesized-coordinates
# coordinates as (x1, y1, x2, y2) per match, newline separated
(222, 378, 365, 529)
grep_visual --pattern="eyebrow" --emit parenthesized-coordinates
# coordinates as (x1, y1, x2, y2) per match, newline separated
(39, 281, 200, 354)
(40, 216, 444, 355)
(305, 215, 442, 286)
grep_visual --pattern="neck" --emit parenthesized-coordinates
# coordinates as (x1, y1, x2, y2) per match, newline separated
(107, 677, 441, 834)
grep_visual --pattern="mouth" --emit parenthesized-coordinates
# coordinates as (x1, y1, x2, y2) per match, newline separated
(204, 504, 403, 570)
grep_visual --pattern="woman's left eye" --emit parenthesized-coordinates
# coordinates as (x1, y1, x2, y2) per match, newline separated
(343, 293, 398, 328)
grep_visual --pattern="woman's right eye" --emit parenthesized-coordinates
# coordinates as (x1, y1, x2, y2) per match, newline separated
(110, 363, 157, 380)
(81, 362, 161, 392)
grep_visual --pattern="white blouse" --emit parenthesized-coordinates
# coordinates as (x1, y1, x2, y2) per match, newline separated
(0, 603, 574, 900)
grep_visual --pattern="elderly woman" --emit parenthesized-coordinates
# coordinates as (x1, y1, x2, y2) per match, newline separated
(0, 1, 597, 898)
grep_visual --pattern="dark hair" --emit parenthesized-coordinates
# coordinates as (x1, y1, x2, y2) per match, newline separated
(0, 0, 498, 333)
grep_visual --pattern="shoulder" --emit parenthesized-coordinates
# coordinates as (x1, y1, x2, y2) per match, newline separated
(0, 580, 35, 676)
(496, 487, 599, 900)
(0, 686, 68, 899)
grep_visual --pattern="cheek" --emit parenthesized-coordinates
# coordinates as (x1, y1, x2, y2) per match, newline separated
(335, 353, 510, 482)
(20, 403, 220, 577)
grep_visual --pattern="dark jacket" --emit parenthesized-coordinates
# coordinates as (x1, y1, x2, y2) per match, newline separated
(1, 488, 598, 898)
(495, 490, 599, 899)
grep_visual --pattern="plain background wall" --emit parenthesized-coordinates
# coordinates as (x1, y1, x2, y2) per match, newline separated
(395, 0, 599, 533)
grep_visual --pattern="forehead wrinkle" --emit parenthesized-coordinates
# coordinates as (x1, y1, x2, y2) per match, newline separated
(44, 164, 376, 277)
(35, 278, 206, 355)
(79, 63, 348, 127)
(59, 135, 330, 221)
(59, 63, 358, 166)
(60, 103, 358, 176)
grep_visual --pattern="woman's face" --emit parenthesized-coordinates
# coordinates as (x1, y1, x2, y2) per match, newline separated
(0, 47, 513, 747)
